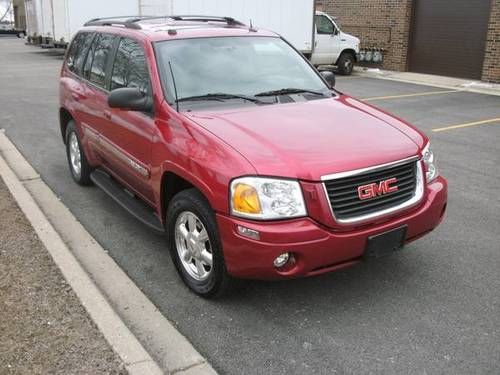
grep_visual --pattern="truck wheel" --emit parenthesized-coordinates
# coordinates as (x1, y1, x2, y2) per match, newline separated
(65, 121, 92, 186)
(167, 188, 232, 298)
(337, 52, 355, 75)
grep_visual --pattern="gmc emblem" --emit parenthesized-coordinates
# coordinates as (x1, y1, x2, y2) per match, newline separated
(358, 178, 398, 200)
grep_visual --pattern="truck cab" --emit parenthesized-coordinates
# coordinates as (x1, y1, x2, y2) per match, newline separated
(311, 11, 360, 75)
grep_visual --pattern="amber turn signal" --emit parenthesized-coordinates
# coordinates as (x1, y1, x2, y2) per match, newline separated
(232, 183, 262, 215)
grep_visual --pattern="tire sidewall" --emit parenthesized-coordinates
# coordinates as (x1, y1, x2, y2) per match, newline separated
(338, 53, 354, 75)
(167, 190, 227, 297)
(65, 121, 91, 185)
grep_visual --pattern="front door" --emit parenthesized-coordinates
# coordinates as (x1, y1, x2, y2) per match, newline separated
(100, 37, 155, 204)
(311, 14, 340, 65)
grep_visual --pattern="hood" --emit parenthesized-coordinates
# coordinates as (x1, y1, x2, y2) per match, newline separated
(186, 95, 422, 181)
(339, 31, 360, 46)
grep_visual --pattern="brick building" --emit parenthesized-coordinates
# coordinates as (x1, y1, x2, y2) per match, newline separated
(317, 0, 500, 83)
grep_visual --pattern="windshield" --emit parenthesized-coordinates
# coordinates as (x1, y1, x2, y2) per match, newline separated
(155, 36, 330, 109)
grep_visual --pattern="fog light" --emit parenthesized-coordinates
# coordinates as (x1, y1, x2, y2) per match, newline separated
(273, 252, 290, 268)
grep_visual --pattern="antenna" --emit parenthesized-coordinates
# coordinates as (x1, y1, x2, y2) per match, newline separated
(249, 18, 257, 32)
(168, 61, 179, 112)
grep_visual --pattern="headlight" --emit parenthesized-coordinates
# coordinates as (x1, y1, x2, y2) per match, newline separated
(230, 177, 307, 220)
(422, 142, 438, 183)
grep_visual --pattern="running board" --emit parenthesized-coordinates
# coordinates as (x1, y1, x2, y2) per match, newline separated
(90, 169, 165, 233)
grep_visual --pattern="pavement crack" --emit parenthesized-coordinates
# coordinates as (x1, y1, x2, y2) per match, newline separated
(171, 360, 207, 374)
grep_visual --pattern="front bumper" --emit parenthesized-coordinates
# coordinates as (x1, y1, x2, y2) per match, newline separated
(216, 177, 447, 280)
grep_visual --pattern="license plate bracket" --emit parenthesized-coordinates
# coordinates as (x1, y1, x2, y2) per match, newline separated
(364, 225, 407, 259)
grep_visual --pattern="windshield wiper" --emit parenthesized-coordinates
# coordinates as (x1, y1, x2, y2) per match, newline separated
(177, 93, 270, 104)
(255, 88, 327, 97)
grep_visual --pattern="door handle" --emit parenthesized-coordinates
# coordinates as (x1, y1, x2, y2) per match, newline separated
(71, 92, 87, 101)
(103, 110, 112, 120)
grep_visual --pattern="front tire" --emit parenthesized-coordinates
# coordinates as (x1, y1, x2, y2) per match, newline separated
(167, 189, 231, 298)
(337, 52, 355, 75)
(65, 121, 92, 186)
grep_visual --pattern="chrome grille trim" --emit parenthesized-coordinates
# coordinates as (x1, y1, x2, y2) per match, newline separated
(321, 157, 424, 225)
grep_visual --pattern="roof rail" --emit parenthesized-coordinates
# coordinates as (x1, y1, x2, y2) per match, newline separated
(83, 15, 245, 30)
(168, 15, 245, 26)
(84, 16, 153, 29)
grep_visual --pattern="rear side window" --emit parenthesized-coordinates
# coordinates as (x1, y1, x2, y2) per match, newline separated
(84, 33, 115, 88)
(66, 32, 94, 76)
(111, 38, 151, 96)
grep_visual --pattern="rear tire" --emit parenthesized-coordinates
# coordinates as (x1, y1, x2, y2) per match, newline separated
(65, 121, 92, 186)
(337, 52, 355, 75)
(167, 188, 232, 298)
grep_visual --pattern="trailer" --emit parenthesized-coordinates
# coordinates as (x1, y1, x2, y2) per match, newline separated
(24, 0, 140, 46)
(49, 0, 140, 46)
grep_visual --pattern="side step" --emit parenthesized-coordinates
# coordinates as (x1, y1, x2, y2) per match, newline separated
(90, 169, 165, 233)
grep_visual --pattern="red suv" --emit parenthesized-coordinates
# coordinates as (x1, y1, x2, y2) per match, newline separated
(59, 16, 447, 297)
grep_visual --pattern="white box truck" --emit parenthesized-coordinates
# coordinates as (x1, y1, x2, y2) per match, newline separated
(24, 0, 360, 74)
(155, 0, 359, 74)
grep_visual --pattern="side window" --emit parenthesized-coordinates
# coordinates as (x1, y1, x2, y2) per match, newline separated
(316, 15, 335, 35)
(66, 32, 94, 76)
(111, 38, 151, 96)
(86, 33, 115, 88)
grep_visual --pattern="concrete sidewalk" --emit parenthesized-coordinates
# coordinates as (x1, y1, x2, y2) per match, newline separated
(353, 67, 500, 97)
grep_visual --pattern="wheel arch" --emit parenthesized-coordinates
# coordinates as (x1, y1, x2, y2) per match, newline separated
(160, 170, 215, 224)
(336, 49, 358, 64)
(59, 107, 73, 144)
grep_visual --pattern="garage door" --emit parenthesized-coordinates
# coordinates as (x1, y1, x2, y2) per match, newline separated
(409, 0, 491, 79)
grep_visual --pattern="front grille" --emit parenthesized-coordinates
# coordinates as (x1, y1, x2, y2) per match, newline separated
(324, 160, 418, 222)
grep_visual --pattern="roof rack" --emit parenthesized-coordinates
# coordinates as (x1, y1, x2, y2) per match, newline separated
(168, 15, 245, 26)
(84, 16, 151, 29)
(84, 15, 245, 30)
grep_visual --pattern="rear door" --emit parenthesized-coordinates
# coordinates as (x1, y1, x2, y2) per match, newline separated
(63, 31, 97, 149)
(100, 37, 155, 203)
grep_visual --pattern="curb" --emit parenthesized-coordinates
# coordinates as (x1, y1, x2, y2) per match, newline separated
(352, 68, 500, 97)
(0, 129, 216, 375)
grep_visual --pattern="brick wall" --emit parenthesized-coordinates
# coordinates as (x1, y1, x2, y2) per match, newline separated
(319, 0, 499, 82)
(482, 0, 500, 83)
(317, 0, 413, 71)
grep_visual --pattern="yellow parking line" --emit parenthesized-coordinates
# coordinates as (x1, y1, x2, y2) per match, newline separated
(432, 118, 500, 132)
(362, 89, 459, 101)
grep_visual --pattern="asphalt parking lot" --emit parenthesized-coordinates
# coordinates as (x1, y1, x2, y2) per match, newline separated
(1, 37, 499, 374)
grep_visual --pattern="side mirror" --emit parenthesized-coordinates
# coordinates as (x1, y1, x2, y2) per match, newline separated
(108, 88, 152, 112)
(320, 70, 336, 88)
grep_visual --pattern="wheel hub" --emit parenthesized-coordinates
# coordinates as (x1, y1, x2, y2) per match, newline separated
(175, 211, 213, 281)
(69, 132, 81, 178)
